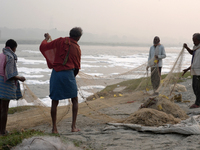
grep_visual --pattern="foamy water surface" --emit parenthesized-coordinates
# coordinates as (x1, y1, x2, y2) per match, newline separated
(0, 44, 192, 107)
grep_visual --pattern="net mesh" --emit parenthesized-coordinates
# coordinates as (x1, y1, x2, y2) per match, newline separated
(7, 47, 189, 130)
(123, 108, 181, 126)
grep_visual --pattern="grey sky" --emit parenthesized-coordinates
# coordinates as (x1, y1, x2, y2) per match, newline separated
(0, 0, 199, 44)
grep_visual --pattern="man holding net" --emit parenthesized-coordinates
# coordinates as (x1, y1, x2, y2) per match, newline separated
(40, 27, 82, 133)
(183, 33, 200, 109)
(146, 36, 166, 95)
(0, 39, 26, 135)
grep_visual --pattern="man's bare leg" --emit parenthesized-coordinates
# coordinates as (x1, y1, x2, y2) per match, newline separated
(51, 100, 59, 134)
(0, 100, 10, 135)
(71, 97, 80, 132)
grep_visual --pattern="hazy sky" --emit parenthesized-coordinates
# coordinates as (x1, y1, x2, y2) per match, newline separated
(0, 0, 200, 44)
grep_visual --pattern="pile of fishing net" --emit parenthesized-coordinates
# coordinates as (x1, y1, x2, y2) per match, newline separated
(123, 108, 181, 126)
(149, 98, 188, 120)
(123, 97, 188, 126)
(106, 94, 200, 135)
(107, 98, 200, 135)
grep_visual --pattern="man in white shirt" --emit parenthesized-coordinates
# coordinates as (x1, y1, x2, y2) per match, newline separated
(147, 36, 166, 95)
(183, 33, 200, 108)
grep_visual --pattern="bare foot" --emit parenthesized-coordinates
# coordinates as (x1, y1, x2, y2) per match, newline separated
(71, 128, 80, 132)
(52, 129, 58, 134)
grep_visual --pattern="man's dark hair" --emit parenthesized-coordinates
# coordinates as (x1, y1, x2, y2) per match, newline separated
(153, 36, 160, 44)
(69, 27, 83, 38)
(195, 33, 200, 42)
(5, 39, 17, 50)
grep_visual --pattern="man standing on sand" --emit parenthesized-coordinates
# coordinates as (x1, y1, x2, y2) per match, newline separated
(40, 27, 82, 133)
(146, 36, 166, 95)
(183, 33, 200, 109)
(182, 33, 199, 77)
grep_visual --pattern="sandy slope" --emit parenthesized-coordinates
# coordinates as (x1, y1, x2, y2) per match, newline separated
(7, 78, 200, 150)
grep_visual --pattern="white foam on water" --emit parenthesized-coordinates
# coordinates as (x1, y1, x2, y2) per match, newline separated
(114, 74, 144, 79)
(25, 80, 49, 85)
(80, 85, 105, 90)
(9, 99, 34, 108)
(82, 55, 117, 59)
(83, 73, 104, 76)
(110, 73, 120, 75)
(81, 55, 96, 59)
(40, 96, 52, 107)
(78, 90, 93, 103)
(7, 45, 193, 108)
(81, 64, 100, 68)
(18, 58, 46, 64)
(18, 67, 51, 74)
(21, 74, 44, 78)
(81, 60, 98, 63)
(98, 60, 112, 64)
(22, 50, 41, 54)
(30, 90, 93, 107)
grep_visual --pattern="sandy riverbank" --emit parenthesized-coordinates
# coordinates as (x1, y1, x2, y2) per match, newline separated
(8, 78, 200, 150)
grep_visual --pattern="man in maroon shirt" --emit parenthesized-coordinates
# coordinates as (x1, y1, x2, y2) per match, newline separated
(40, 27, 82, 133)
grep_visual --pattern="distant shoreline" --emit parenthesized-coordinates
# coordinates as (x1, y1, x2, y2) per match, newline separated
(0, 39, 150, 46)
(0, 40, 181, 47)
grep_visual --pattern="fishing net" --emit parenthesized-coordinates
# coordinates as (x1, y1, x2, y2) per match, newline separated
(7, 47, 189, 131)
(123, 108, 181, 126)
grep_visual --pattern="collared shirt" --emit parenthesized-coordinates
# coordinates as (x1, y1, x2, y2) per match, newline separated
(147, 44, 166, 67)
(40, 37, 81, 72)
(191, 43, 200, 75)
